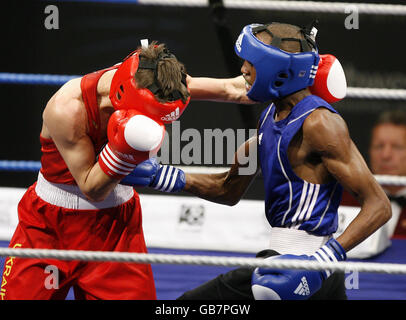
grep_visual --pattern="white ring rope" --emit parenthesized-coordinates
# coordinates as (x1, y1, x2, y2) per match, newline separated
(374, 175, 406, 187)
(178, 166, 406, 187)
(0, 247, 405, 275)
(137, 0, 406, 16)
(346, 88, 406, 101)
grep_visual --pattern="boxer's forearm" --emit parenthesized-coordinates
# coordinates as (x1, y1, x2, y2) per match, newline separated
(184, 168, 257, 206)
(336, 195, 391, 252)
(76, 163, 121, 202)
(184, 172, 241, 206)
(183, 136, 259, 205)
(187, 75, 256, 104)
(184, 172, 232, 205)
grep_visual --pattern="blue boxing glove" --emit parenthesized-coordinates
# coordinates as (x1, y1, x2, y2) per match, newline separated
(149, 163, 186, 193)
(120, 158, 186, 192)
(120, 157, 160, 187)
(251, 238, 346, 300)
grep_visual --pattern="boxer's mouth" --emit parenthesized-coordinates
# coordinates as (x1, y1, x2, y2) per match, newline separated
(243, 74, 252, 91)
(245, 80, 252, 91)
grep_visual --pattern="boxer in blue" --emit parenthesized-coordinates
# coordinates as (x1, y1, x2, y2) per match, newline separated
(123, 22, 391, 300)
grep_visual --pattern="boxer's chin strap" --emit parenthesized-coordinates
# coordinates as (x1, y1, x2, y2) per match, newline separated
(301, 19, 319, 53)
(138, 50, 187, 102)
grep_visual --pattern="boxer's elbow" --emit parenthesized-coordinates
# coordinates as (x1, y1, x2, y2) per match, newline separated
(217, 171, 254, 206)
(186, 172, 244, 206)
(219, 194, 240, 206)
(378, 196, 392, 225)
(218, 186, 243, 206)
(226, 199, 241, 206)
(210, 195, 240, 207)
(79, 177, 117, 203)
(81, 187, 109, 203)
(368, 193, 392, 228)
(87, 192, 108, 203)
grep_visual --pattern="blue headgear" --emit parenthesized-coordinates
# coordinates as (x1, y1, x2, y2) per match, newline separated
(235, 23, 320, 102)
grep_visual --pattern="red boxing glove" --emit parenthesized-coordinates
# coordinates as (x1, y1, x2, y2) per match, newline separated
(98, 109, 165, 179)
(310, 54, 347, 103)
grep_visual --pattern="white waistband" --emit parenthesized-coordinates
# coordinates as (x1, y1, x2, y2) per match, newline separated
(35, 172, 134, 210)
(268, 227, 331, 256)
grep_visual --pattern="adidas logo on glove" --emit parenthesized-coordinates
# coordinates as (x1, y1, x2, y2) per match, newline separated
(293, 276, 310, 296)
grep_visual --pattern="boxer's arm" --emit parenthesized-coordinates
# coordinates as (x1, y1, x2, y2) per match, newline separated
(43, 94, 118, 202)
(122, 138, 258, 202)
(304, 108, 392, 252)
(186, 75, 256, 104)
(184, 136, 259, 205)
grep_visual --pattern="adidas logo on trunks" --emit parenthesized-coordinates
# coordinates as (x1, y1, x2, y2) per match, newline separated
(293, 276, 311, 296)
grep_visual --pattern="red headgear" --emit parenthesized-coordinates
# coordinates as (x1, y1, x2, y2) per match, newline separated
(109, 50, 190, 124)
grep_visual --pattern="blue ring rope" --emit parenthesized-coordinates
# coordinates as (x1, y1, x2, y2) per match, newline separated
(0, 161, 41, 172)
(0, 73, 80, 86)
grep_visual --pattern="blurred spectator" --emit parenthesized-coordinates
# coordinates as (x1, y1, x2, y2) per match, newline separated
(369, 109, 406, 238)
(342, 109, 406, 239)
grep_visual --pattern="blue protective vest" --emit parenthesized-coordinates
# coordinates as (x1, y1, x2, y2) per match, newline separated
(258, 95, 343, 236)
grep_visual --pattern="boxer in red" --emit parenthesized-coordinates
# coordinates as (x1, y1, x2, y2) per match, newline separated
(1, 42, 190, 300)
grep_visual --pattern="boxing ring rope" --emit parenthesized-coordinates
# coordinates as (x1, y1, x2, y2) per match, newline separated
(345, 88, 406, 101)
(2, 160, 406, 187)
(57, 0, 406, 16)
(2, 72, 406, 100)
(1, 247, 406, 275)
(0, 73, 79, 86)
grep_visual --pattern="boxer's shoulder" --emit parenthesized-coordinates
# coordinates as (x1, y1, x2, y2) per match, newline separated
(47, 77, 84, 114)
(43, 79, 87, 140)
(57, 77, 84, 102)
(302, 107, 349, 151)
(303, 107, 345, 133)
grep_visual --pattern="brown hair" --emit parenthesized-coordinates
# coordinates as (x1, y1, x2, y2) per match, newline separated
(134, 42, 190, 103)
(374, 109, 406, 127)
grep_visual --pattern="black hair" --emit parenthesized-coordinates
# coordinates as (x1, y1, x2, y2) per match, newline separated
(253, 22, 317, 54)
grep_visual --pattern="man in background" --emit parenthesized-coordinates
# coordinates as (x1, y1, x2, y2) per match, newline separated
(341, 109, 406, 239)
(369, 109, 406, 238)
